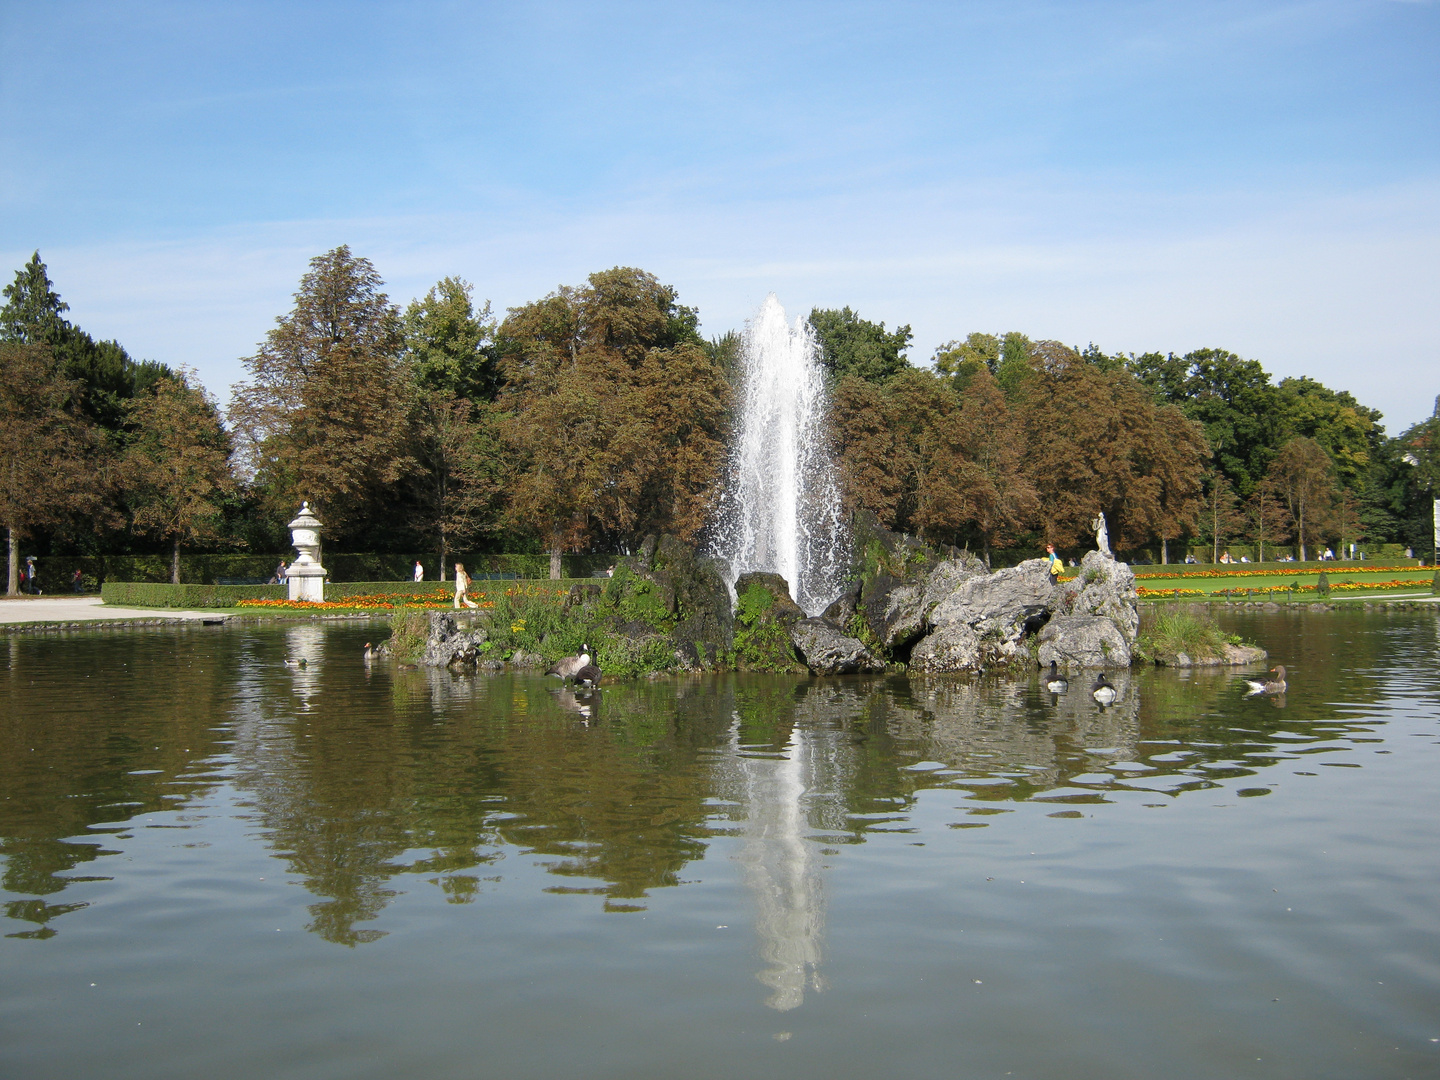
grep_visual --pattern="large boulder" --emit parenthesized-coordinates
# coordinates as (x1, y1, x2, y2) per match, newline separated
(1056, 550, 1139, 642)
(908, 622, 983, 673)
(926, 558, 1053, 640)
(1037, 615, 1130, 669)
(789, 617, 885, 675)
(733, 572, 807, 673)
(608, 534, 735, 671)
(859, 573, 926, 651)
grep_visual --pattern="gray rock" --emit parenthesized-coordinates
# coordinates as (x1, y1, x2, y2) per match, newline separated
(412, 611, 490, 669)
(909, 622, 983, 673)
(1037, 615, 1131, 669)
(789, 617, 885, 675)
(860, 573, 926, 650)
(927, 557, 1053, 640)
(1056, 550, 1139, 642)
(507, 649, 545, 669)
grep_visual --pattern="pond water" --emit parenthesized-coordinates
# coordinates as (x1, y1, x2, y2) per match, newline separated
(2, 611, 1438, 1080)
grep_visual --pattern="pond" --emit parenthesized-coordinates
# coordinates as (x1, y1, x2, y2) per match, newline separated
(2, 610, 1438, 1079)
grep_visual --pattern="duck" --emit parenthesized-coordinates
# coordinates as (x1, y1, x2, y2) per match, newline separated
(1091, 672, 1117, 706)
(283, 657, 308, 670)
(545, 645, 592, 681)
(1245, 665, 1287, 696)
(1045, 660, 1069, 693)
(575, 662, 602, 688)
(363, 642, 375, 662)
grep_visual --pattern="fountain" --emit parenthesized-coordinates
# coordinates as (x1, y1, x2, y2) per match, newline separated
(713, 295, 847, 615)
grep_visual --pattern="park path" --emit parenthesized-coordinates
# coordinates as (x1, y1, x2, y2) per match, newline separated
(0, 596, 224, 626)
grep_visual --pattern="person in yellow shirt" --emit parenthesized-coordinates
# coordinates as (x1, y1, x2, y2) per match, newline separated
(1045, 543, 1063, 587)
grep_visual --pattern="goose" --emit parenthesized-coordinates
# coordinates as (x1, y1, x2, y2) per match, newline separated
(1245, 665, 1287, 696)
(575, 662, 602, 688)
(363, 642, 375, 662)
(546, 645, 592, 681)
(1045, 660, 1069, 693)
(1091, 672, 1117, 706)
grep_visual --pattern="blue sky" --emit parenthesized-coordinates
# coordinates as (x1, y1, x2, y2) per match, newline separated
(3, 0, 1437, 431)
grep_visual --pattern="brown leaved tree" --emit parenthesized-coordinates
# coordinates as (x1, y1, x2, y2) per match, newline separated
(230, 247, 414, 539)
(122, 372, 238, 583)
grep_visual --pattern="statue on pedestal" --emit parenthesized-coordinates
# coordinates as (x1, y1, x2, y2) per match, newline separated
(1091, 511, 1112, 559)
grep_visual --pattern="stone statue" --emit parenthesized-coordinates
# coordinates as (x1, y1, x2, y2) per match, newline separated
(1091, 511, 1112, 558)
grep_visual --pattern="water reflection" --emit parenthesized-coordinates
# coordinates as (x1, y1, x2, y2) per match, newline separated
(1, 612, 1431, 958)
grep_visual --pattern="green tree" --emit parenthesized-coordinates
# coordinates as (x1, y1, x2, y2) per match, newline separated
(0, 343, 101, 593)
(1265, 437, 1338, 561)
(808, 306, 912, 383)
(121, 373, 238, 583)
(403, 277, 499, 402)
(2, 252, 171, 432)
(230, 246, 414, 540)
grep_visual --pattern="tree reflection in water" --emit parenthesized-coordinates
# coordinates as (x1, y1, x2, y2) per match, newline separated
(0, 616, 1405, 960)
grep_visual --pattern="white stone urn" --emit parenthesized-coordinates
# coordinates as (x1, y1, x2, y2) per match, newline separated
(286, 501, 327, 602)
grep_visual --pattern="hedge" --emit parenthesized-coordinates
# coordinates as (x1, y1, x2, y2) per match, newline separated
(102, 582, 285, 608)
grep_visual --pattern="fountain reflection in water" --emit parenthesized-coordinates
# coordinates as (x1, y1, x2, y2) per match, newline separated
(714, 294, 847, 615)
(729, 722, 828, 1011)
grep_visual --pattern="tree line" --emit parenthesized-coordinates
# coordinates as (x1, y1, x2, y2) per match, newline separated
(3, 246, 1437, 594)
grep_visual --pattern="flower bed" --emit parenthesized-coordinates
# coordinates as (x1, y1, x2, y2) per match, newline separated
(235, 583, 572, 612)
(1133, 565, 1415, 580)
(1137, 578, 1423, 599)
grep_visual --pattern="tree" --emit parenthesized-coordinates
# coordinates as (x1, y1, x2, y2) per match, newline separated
(1021, 354, 1208, 552)
(829, 374, 906, 527)
(410, 389, 503, 578)
(2, 252, 172, 432)
(1199, 470, 1245, 564)
(499, 268, 727, 576)
(949, 368, 1038, 563)
(807, 307, 912, 383)
(0, 343, 100, 593)
(121, 373, 238, 583)
(1129, 347, 1286, 497)
(230, 246, 414, 540)
(1246, 484, 1292, 563)
(403, 277, 499, 402)
(1266, 437, 1338, 561)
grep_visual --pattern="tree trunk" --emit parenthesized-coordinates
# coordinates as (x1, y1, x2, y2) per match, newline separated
(7, 526, 17, 596)
(439, 535, 447, 582)
(172, 537, 182, 585)
(549, 545, 562, 580)
(1161, 538, 1169, 565)
(1298, 502, 1307, 562)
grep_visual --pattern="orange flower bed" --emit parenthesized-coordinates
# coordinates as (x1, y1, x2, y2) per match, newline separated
(1134, 566, 1415, 580)
(236, 583, 572, 611)
(1138, 578, 1423, 598)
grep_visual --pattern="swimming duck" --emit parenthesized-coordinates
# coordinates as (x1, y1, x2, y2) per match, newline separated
(1245, 665, 1287, 695)
(575, 662, 602, 688)
(283, 657, 308, 670)
(363, 642, 375, 661)
(1091, 672, 1117, 706)
(1045, 660, 1069, 693)
(546, 645, 592, 681)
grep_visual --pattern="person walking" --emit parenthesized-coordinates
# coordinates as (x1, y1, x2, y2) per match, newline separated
(1045, 543, 1063, 587)
(413, 559, 424, 583)
(71, 568, 84, 593)
(453, 563, 479, 609)
(24, 556, 38, 595)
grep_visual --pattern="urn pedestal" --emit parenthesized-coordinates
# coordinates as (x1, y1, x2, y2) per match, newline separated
(287, 502, 327, 603)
